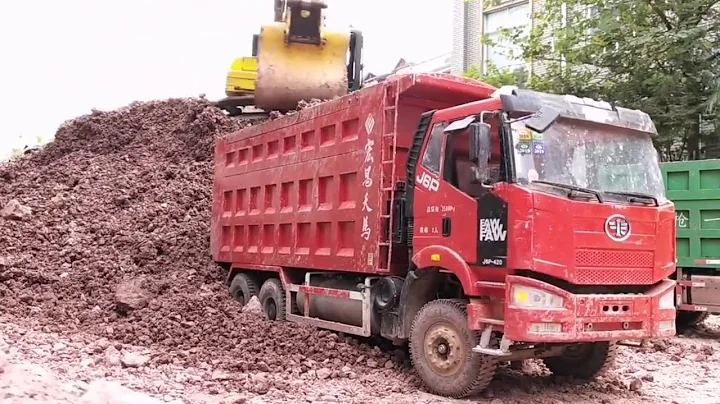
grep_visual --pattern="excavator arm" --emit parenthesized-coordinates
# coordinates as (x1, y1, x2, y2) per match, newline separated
(274, 0, 286, 22)
(216, 0, 363, 116)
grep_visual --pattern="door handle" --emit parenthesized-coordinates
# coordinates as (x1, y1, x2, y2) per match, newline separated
(442, 217, 451, 237)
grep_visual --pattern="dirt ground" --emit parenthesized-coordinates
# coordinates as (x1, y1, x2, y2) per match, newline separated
(1, 308, 719, 403)
(1, 98, 719, 403)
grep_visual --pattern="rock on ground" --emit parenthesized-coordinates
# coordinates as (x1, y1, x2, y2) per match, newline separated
(79, 381, 168, 404)
(1, 199, 31, 220)
(114, 277, 153, 313)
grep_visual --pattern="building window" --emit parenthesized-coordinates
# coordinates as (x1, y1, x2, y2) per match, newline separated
(484, 2, 530, 73)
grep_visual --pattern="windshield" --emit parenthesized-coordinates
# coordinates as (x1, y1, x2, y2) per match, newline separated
(510, 118, 666, 202)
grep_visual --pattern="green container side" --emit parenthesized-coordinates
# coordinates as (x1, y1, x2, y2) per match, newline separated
(661, 159, 720, 269)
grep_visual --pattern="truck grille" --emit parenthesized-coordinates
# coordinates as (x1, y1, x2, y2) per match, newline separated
(575, 250, 654, 268)
(575, 250, 654, 285)
(576, 268, 653, 285)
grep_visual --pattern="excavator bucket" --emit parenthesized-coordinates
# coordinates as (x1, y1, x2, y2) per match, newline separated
(254, 22, 350, 111)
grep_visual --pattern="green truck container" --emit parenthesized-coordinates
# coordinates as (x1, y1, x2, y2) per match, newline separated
(662, 158, 720, 330)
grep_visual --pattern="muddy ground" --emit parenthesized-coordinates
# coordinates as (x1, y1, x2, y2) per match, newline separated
(1, 98, 719, 403)
(1, 309, 719, 403)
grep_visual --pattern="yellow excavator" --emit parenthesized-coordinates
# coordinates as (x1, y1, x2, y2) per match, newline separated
(215, 0, 364, 116)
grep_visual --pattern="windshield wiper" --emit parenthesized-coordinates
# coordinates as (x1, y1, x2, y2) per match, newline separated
(603, 191, 659, 207)
(530, 181, 604, 203)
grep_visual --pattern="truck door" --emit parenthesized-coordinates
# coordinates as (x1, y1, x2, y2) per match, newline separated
(413, 121, 479, 264)
(448, 122, 508, 268)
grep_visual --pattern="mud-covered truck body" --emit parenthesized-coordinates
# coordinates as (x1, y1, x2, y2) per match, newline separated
(662, 159, 720, 330)
(211, 73, 676, 398)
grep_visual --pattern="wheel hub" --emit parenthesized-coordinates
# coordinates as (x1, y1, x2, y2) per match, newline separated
(424, 323, 465, 376)
(235, 291, 247, 306)
(265, 299, 277, 320)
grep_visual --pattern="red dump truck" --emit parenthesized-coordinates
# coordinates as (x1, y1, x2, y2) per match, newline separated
(211, 73, 676, 398)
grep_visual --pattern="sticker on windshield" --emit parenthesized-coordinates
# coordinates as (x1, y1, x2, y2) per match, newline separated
(518, 128, 533, 142)
(517, 143, 532, 155)
(532, 132, 544, 141)
(533, 142, 545, 154)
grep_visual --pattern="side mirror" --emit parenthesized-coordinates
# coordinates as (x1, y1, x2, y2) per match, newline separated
(469, 122, 492, 184)
(524, 106, 560, 133)
(469, 122, 492, 164)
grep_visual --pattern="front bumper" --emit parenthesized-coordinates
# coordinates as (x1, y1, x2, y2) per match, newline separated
(501, 275, 676, 343)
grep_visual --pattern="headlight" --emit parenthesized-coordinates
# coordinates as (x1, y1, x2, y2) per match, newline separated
(659, 289, 675, 310)
(511, 285, 564, 309)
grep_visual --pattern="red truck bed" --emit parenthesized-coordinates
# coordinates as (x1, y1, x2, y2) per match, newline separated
(211, 73, 496, 275)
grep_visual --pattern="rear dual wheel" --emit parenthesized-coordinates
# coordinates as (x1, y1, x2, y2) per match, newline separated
(229, 273, 258, 307)
(258, 278, 286, 321)
(410, 299, 498, 398)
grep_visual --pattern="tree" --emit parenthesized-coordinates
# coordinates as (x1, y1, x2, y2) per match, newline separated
(464, 64, 529, 88)
(467, 0, 720, 160)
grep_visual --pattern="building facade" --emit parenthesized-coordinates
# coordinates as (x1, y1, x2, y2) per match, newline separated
(451, 0, 536, 76)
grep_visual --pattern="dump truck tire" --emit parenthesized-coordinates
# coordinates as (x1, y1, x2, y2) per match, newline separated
(676, 311, 709, 332)
(543, 341, 617, 379)
(229, 273, 259, 307)
(410, 299, 498, 398)
(258, 278, 286, 321)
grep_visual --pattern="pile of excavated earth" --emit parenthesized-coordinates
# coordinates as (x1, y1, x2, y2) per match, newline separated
(1, 97, 719, 403)
(0, 98, 417, 402)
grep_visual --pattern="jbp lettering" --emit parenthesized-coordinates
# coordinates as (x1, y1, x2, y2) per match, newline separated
(416, 172, 439, 192)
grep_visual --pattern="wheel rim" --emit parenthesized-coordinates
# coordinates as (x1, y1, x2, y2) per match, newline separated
(265, 298, 277, 320)
(235, 291, 247, 306)
(424, 322, 466, 377)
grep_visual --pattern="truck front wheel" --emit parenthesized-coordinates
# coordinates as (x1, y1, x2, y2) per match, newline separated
(229, 273, 259, 307)
(410, 299, 498, 398)
(543, 341, 617, 379)
(258, 278, 286, 321)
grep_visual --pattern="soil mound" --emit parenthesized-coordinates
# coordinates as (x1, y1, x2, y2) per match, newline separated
(0, 98, 395, 384)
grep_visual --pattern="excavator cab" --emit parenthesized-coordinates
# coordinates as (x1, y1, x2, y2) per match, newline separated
(217, 0, 364, 116)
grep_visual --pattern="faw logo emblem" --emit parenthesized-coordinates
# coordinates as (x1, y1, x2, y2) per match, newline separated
(604, 214, 631, 242)
(480, 218, 507, 242)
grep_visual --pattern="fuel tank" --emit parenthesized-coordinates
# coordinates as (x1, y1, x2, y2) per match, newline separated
(296, 277, 381, 334)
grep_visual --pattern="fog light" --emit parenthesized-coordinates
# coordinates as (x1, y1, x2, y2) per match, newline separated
(658, 320, 674, 331)
(529, 323, 562, 333)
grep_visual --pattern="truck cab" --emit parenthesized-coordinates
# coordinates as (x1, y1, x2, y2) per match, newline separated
(398, 86, 676, 395)
(213, 75, 676, 399)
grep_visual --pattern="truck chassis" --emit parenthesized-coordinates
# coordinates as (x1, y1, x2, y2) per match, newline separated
(225, 265, 659, 397)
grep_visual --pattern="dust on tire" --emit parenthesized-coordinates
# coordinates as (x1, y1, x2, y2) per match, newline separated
(409, 299, 498, 398)
(258, 278, 286, 321)
(229, 273, 259, 306)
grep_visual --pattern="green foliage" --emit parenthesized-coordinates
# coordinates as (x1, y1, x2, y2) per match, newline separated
(464, 64, 529, 88)
(466, 0, 720, 160)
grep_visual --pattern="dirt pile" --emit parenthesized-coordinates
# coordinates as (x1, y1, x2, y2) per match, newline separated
(0, 98, 402, 394)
